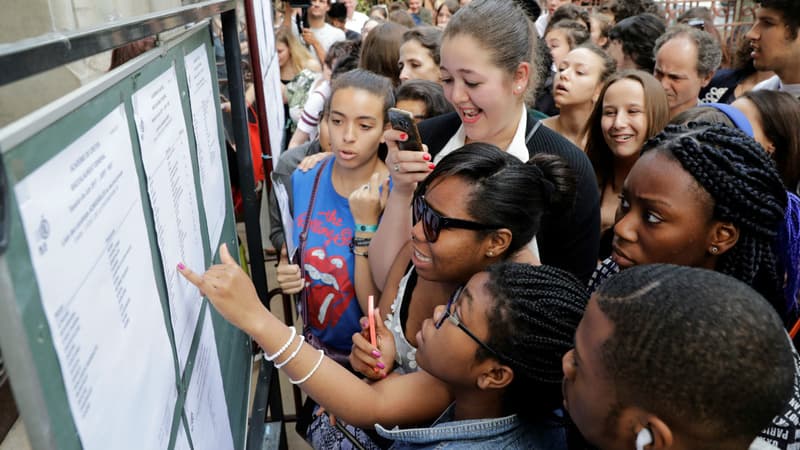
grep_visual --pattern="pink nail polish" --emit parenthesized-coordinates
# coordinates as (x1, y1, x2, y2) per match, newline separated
(422, 153, 431, 161)
(399, 132, 408, 141)
(177, 263, 186, 271)
(428, 163, 436, 170)
(372, 350, 381, 358)
(376, 362, 385, 369)
(373, 367, 380, 373)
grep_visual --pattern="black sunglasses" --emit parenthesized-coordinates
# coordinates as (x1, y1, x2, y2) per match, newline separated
(435, 285, 505, 361)
(412, 195, 497, 243)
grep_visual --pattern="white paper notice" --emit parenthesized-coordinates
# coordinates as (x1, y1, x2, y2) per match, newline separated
(15, 105, 177, 450)
(185, 44, 227, 254)
(133, 65, 205, 371)
(185, 309, 235, 450)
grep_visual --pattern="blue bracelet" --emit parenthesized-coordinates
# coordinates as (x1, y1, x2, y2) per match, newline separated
(356, 223, 378, 233)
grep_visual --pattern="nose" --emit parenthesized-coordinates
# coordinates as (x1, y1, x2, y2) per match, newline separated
(613, 205, 637, 243)
(746, 23, 758, 41)
(411, 219, 426, 242)
(399, 65, 411, 82)
(562, 350, 576, 380)
(449, 80, 469, 105)
(343, 122, 357, 143)
(558, 68, 570, 82)
(612, 111, 627, 130)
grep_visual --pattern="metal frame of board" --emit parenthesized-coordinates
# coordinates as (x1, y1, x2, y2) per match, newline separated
(0, 1, 285, 448)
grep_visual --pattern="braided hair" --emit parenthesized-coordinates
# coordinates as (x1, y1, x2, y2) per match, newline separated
(642, 123, 790, 321)
(482, 262, 588, 421)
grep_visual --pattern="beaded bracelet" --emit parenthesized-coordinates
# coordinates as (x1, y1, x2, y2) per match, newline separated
(290, 349, 325, 385)
(351, 236, 372, 247)
(275, 335, 305, 369)
(264, 327, 296, 361)
(355, 223, 378, 233)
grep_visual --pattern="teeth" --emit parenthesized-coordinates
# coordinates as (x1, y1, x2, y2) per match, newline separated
(462, 109, 478, 117)
(414, 249, 431, 263)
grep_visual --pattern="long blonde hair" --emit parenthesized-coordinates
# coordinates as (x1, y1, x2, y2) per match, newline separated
(276, 28, 316, 73)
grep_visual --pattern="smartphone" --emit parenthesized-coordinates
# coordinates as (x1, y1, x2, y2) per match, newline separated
(388, 108, 424, 152)
(368, 295, 377, 348)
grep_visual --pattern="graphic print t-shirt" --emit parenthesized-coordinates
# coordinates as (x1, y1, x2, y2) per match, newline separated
(292, 161, 362, 351)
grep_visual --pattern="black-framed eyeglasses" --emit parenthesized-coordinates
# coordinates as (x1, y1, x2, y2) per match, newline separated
(435, 285, 505, 360)
(412, 195, 498, 243)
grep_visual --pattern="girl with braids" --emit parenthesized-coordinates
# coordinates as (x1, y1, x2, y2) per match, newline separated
(587, 122, 800, 449)
(180, 257, 588, 449)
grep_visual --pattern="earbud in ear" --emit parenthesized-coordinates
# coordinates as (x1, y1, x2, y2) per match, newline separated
(636, 427, 653, 450)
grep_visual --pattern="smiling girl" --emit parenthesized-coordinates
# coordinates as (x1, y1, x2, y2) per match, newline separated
(584, 70, 669, 259)
(373, 0, 600, 287)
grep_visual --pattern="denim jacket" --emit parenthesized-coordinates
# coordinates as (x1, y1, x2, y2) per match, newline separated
(375, 404, 566, 450)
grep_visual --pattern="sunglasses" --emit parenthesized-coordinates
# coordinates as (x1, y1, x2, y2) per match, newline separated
(412, 195, 497, 243)
(435, 285, 505, 361)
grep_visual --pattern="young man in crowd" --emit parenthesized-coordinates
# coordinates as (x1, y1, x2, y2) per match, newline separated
(748, 0, 800, 97)
(563, 264, 796, 450)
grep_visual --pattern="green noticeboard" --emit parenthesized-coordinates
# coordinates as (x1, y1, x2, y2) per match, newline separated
(0, 22, 251, 450)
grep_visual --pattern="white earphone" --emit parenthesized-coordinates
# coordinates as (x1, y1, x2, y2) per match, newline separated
(636, 427, 653, 450)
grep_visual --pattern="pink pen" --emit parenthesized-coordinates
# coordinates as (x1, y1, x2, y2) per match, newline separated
(368, 295, 377, 348)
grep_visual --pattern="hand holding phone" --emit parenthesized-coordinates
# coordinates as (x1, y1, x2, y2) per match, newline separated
(388, 108, 423, 152)
(368, 295, 377, 348)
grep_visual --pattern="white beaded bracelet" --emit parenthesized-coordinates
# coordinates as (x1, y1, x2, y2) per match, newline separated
(264, 327, 296, 362)
(275, 335, 305, 369)
(290, 349, 325, 385)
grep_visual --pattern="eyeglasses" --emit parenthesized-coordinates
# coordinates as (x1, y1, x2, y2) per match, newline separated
(435, 285, 505, 360)
(412, 195, 498, 243)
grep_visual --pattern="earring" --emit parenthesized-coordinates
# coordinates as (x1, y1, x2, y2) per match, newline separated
(710, 246, 719, 254)
(636, 428, 653, 450)
(487, 251, 494, 257)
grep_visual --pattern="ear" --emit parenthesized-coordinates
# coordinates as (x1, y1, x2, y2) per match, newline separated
(484, 228, 512, 258)
(700, 69, 715, 88)
(476, 363, 514, 391)
(512, 62, 532, 95)
(646, 417, 674, 450)
(709, 221, 739, 256)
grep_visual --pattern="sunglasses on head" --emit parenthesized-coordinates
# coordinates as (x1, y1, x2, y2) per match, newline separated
(412, 195, 498, 243)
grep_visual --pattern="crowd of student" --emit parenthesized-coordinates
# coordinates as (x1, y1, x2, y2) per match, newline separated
(180, 0, 800, 448)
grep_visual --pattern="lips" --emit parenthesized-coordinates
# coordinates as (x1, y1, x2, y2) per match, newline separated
(338, 150, 358, 161)
(459, 107, 481, 125)
(554, 83, 569, 94)
(411, 246, 432, 265)
(611, 244, 635, 268)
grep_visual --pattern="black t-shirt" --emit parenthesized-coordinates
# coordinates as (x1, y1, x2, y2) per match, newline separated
(699, 68, 748, 105)
(418, 111, 601, 283)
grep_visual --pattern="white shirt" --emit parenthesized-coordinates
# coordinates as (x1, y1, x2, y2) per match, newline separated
(291, 22, 346, 65)
(346, 11, 368, 34)
(433, 106, 529, 164)
(535, 13, 549, 38)
(753, 75, 800, 98)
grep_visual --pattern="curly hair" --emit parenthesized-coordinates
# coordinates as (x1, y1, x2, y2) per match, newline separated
(483, 262, 588, 421)
(641, 123, 790, 321)
(608, 13, 666, 72)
